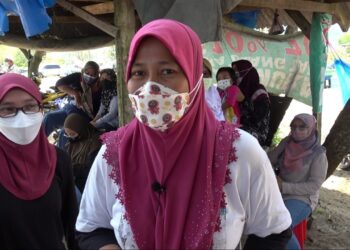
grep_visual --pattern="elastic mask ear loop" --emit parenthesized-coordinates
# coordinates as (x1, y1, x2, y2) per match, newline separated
(240, 67, 253, 79)
(187, 74, 203, 106)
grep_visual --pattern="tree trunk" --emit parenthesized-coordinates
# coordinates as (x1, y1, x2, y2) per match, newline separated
(323, 99, 350, 178)
(29, 51, 46, 77)
(114, 0, 136, 126)
(20, 49, 46, 77)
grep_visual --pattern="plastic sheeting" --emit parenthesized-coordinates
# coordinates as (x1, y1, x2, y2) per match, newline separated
(334, 59, 350, 105)
(0, 0, 55, 38)
(229, 11, 260, 29)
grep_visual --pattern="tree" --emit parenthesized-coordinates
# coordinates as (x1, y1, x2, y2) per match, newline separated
(338, 33, 350, 45)
(20, 49, 46, 77)
(323, 99, 350, 178)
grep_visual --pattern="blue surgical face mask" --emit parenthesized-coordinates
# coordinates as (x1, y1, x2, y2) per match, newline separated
(83, 73, 98, 86)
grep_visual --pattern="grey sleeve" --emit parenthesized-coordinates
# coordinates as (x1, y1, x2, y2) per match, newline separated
(282, 151, 328, 195)
(267, 138, 288, 167)
(95, 96, 118, 126)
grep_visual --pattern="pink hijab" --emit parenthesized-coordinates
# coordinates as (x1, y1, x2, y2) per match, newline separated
(103, 19, 239, 249)
(283, 113, 319, 172)
(0, 73, 57, 200)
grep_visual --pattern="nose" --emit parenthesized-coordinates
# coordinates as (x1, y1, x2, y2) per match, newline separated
(147, 70, 160, 83)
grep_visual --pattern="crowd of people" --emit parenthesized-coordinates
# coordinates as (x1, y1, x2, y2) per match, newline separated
(0, 18, 328, 250)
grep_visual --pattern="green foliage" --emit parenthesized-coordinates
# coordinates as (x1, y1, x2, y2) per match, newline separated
(13, 50, 27, 67)
(271, 129, 283, 148)
(338, 33, 350, 45)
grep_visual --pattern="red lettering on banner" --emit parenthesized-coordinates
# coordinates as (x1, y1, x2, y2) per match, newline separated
(285, 39, 302, 55)
(248, 41, 257, 53)
(225, 31, 243, 53)
(212, 42, 223, 54)
(303, 37, 310, 56)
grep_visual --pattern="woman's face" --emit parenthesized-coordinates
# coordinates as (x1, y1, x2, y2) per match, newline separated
(84, 67, 99, 78)
(217, 71, 233, 83)
(290, 118, 310, 141)
(64, 127, 79, 139)
(127, 37, 189, 94)
(0, 89, 38, 117)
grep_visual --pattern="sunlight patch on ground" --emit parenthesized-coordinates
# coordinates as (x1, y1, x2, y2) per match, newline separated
(322, 172, 350, 196)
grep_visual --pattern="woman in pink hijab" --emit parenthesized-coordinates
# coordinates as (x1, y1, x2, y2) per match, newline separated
(0, 73, 77, 250)
(76, 19, 292, 250)
(268, 113, 328, 250)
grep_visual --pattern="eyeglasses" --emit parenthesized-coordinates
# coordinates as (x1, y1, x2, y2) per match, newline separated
(0, 104, 42, 118)
(290, 124, 308, 131)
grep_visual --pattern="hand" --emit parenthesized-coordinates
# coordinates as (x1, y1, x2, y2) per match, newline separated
(99, 244, 121, 250)
(90, 121, 96, 127)
(276, 176, 283, 190)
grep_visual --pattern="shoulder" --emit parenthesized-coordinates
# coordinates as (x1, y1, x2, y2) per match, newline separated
(231, 129, 273, 179)
(233, 129, 265, 158)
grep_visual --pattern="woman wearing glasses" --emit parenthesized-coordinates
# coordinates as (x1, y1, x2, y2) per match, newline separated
(268, 113, 328, 250)
(0, 73, 78, 250)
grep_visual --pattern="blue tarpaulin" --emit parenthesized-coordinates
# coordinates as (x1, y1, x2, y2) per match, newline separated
(0, 0, 56, 38)
(229, 11, 260, 29)
(334, 59, 350, 105)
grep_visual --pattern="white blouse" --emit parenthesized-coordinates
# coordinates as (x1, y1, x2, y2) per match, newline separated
(76, 129, 291, 249)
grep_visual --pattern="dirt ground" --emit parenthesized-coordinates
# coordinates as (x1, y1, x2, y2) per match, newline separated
(305, 167, 350, 249)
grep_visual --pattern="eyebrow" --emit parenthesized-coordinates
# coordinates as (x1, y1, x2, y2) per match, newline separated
(132, 60, 177, 67)
(0, 98, 37, 106)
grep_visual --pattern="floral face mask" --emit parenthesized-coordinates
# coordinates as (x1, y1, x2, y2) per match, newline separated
(129, 75, 202, 132)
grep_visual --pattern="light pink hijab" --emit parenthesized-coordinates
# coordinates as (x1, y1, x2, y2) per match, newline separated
(283, 113, 319, 172)
(103, 19, 239, 249)
(0, 73, 57, 200)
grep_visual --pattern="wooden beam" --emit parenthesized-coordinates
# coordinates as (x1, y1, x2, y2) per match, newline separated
(68, 0, 110, 2)
(56, 0, 117, 37)
(222, 0, 244, 14)
(285, 10, 311, 39)
(0, 34, 113, 51)
(82, 2, 114, 15)
(240, 0, 338, 14)
(335, 3, 350, 31)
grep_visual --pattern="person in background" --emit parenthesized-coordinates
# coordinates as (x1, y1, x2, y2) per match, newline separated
(216, 67, 244, 125)
(268, 113, 328, 250)
(4, 58, 15, 73)
(90, 68, 118, 131)
(0, 73, 77, 250)
(64, 113, 102, 194)
(202, 58, 212, 79)
(76, 19, 292, 250)
(43, 61, 101, 148)
(231, 60, 270, 146)
(203, 59, 225, 121)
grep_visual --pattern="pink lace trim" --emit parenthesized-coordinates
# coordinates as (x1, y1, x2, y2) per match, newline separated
(102, 123, 240, 230)
(214, 122, 240, 232)
(101, 131, 126, 206)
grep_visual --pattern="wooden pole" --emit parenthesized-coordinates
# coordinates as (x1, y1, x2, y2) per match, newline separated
(114, 0, 135, 126)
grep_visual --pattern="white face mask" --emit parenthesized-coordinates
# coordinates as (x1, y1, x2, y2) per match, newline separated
(0, 111, 44, 145)
(128, 75, 202, 132)
(217, 79, 231, 90)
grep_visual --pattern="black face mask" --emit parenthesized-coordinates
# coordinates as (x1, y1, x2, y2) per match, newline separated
(68, 137, 80, 143)
(101, 79, 115, 90)
(64, 133, 80, 143)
